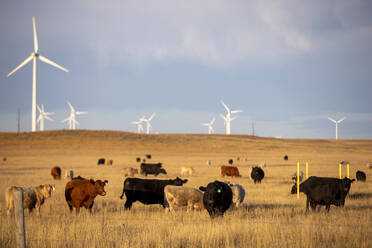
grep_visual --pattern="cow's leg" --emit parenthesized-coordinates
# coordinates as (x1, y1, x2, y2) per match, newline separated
(124, 199, 133, 210)
(68, 204, 73, 212)
(305, 197, 310, 212)
(325, 205, 330, 212)
(88, 202, 94, 214)
(74, 203, 81, 214)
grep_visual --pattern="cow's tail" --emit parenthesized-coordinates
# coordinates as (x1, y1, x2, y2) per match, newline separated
(65, 187, 73, 202)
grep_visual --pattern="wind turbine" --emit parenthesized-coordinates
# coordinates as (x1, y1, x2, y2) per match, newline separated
(220, 101, 243, 135)
(37, 104, 54, 131)
(131, 118, 144, 133)
(141, 113, 155, 134)
(62, 101, 87, 130)
(328, 117, 346, 140)
(201, 117, 215, 134)
(6, 16, 69, 132)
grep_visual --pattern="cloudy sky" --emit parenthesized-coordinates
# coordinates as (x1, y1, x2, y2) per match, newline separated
(0, 0, 371, 138)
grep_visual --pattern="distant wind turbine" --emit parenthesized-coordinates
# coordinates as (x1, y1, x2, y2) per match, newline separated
(141, 113, 155, 134)
(7, 16, 68, 132)
(201, 117, 215, 134)
(220, 101, 243, 135)
(62, 101, 87, 130)
(37, 104, 54, 131)
(131, 117, 144, 133)
(328, 117, 346, 140)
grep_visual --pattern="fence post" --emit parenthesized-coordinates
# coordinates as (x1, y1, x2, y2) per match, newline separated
(297, 162, 300, 199)
(14, 190, 26, 248)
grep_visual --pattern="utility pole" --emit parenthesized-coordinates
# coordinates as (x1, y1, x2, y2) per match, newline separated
(17, 109, 21, 133)
(252, 121, 255, 136)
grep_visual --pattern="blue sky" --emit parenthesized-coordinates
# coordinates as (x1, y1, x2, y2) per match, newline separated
(0, 0, 371, 138)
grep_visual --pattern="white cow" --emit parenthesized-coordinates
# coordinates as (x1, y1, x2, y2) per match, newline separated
(229, 183, 245, 208)
(164, 185, 204, 212)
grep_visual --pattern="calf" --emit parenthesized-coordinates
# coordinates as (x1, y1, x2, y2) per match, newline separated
(199, 181, 232, 218)
(5, 184, 55, 216)
(221, 165, 241, 177)
(164, 185, 204, 212)
(51, 166, 62, 180)
(65, 179, 108, 214)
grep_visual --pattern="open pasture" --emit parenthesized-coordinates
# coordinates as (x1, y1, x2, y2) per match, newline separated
(0, 130, 371, 248)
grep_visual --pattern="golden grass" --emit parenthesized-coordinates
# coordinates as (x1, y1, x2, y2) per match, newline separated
(0, 130, 371, 247)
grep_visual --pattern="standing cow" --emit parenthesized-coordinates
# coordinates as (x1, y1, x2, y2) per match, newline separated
(123, 167, 139, 177)
(229, 183, 245, 208)
(291, 176, 355, 212)
(180, 167, 195, 176)
(65, 178, 108, 214)
(251, 166, 265, 183)
(120, 177, 187, 209)
(140, 163, 167, 176)
(51, 166, 62, 180)
(164, 185, 204, 212)
(199, 181, 233, 218)
(356, 171, 366, 182)
(221, 165, 241, 177)
(5, 184, 55, 216)
(97, 158, 105, 166)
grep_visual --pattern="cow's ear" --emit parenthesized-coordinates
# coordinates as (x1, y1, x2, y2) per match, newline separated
(104, 180, 108, 184)
(199, 186, 206, 192)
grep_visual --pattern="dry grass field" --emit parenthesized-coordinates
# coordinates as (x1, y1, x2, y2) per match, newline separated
(0, 130, 371, 248)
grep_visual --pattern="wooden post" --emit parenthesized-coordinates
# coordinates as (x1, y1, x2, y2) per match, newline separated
(347, 164, 350, 179)
(69, 170, 74, 179)
(339, 163, 342, 179)
(305, 162, 308, 179)
(297, 162, 300, 199)
(14, 191, 26, 248)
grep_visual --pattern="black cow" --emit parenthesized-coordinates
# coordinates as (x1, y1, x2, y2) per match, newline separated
(251, 166, 265, 184)
(136, 157, 141, 162)
(119, 177, 188, 209)
(97, 158, 105, 166)
(140, 163, 166, 176)
(291, 176, 355, 212)
(356, 171, 366, 182)
(199, 181, 232, 218)
(146, 154, 152, 159)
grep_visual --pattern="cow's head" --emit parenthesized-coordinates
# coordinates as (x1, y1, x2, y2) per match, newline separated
(173, 177, 188, 186)
(39, 184, 55, 198)
(342, 177, 355, 192)
(95, 180, 108, 196)
(160, 168, 167, 175)
(290, 183, 297, 194)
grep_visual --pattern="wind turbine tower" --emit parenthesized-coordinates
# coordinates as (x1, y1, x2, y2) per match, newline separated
(328, 117, 346, 140)
(141, 113, 155, 134)
(62, 101, 87, 130)
(220, 101, 243, 135)
(201, 117, 215, 134)
(7, 16, 69, 132)
(37, 104, 54, 131)
(131, 118, 144, 133)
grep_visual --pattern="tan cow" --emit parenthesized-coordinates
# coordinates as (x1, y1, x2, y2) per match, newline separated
(5, 184, 55, 216)
(123, 167, 139, 177)
(164, 185, 204, 212)
(180, 167, 195, 176)
(367, 163, 372, 169)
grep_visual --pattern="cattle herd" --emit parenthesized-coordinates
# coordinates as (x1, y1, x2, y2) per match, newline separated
(4, 155, 369, 219)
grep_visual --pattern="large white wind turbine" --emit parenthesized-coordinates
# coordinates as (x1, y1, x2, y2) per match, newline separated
(131, 118, 144, 133)
(62, 101, 87, 130)
(201, 117, 215, 134)
(7, 16, 69, 132)
(328, 117, 346, 140)
(141, 113, 156, 134)
(37, 104, 54, 131)
(220, 101, 243, 135)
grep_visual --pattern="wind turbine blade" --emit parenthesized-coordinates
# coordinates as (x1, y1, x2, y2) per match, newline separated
(210, 117, 215, 124)
(32, 16, 38, 53)
(37, 115, 42, 122)
(231, 117, 237, 121)
(37, 105, 42, 113)
(220, 114, 227, 121)
(44, 112, 54, 116)
(76, 111, 88, 115)
(148, 113, 156, 121)
(38, 55, 69, 72)
(231, 110, 243, 114)
(221, 101, 229, 112)
(7, 55, 33, 77)
(67, 101, 74, 112)
(338, 117, 346, 123)
(201, 123, 209, 126)
(44, 116, 53, 121)
(62, 117, 71, 123)
(328, 117, 336, 123)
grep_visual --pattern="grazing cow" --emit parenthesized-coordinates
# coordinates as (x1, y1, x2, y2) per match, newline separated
(123, 167, 139, 177)
(180, 167, 195, 176)
(366, 163, 372, 169)
(106, 159, 113, 166)
(221, 165, 241, 177)
(284, 155, 288, 161)
(140, 163, 167, 176)
(291, 176, 355, 212)
(5, 184, 55, 216)
(65, 178, 108, 214)
(199, 181, 232, 218)
(356, 171, 366, 182)
(251, 166, 265, 183)
(228, 159, 233, 165)
(136, 157, 141, 162)
(120, 177, 188, 209)
(291, 171, 304, 182)
(164, 185, 204, 212)
(97, 158, 105, 166)
(228, 183, 245, 208)
(51, 166, 62, 180)
(206, 160, 211, 166)
(146, 154, 152, 159)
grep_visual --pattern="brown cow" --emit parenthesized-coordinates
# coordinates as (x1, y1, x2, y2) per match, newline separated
(5, 184, 55, 216)
(221, 165, 241, 177)
(106, 159, 113, 166)
(65, 178, 108, 214)
(51, 166, 62, 180)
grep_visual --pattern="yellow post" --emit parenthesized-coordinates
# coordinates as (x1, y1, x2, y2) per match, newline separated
(297, 162, 300, 199)
(305, 162, 308, 179)
(339, 163, 342, 179)
(347, 164, 350, 179)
